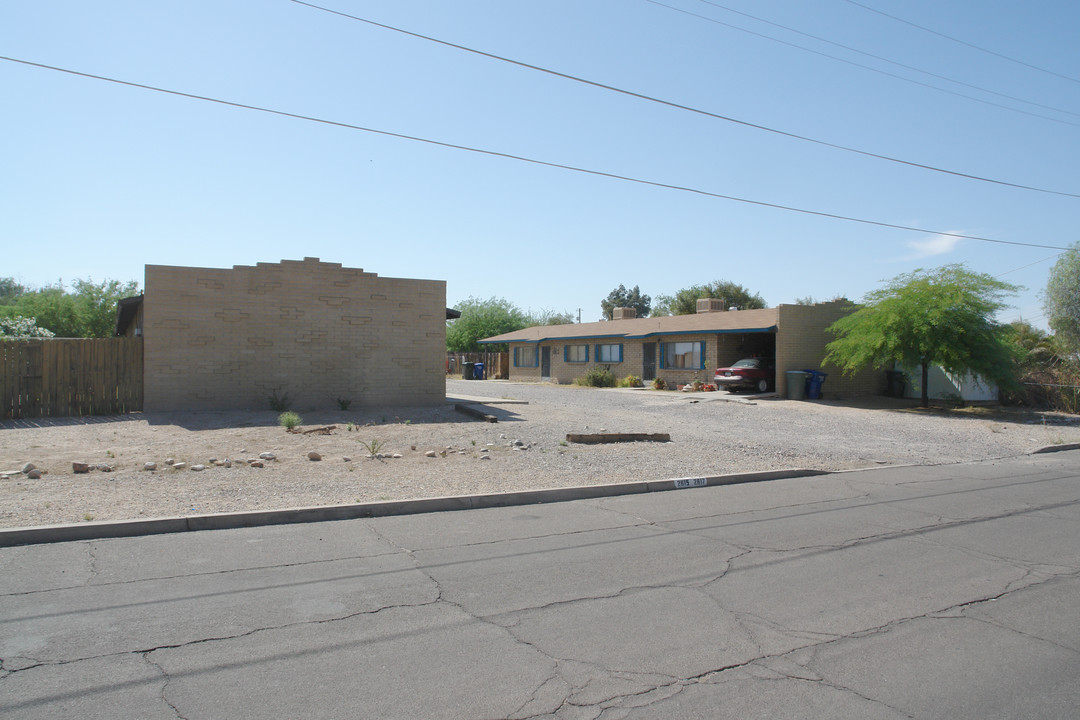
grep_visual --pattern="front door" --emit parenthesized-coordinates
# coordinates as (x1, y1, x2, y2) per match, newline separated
(541, 346, 551, 378)
(642, 342, 656, 381)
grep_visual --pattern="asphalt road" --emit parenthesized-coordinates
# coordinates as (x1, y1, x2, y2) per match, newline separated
(2, 451, 1078, 719)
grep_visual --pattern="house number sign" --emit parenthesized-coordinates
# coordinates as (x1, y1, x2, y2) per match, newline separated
(673, 477, 708, 489)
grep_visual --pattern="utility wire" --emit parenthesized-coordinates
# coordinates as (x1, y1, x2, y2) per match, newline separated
(290, 0, 1080, 199)
(694, 0, 1080, 119)
(647, 0, 1080, 130)
(1, 54, 1071, 252)
(996, 253, 1063, 278)
(841, 0, 1080, 87)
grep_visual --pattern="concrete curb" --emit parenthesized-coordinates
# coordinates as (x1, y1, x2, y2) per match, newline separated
(0, 467, 830, 547)
(1030, 442, 1080, 454)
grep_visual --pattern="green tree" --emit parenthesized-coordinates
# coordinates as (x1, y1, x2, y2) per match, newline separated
(824, 265, 1020, 408)
(600, 285, 651, 320)
(667, 280, 766, 315)
(0, 316, 56, 339)
(1043, 242, 1080, 352)
(0, 278, 139, 337)
(0, 277, 25, 305)
(446, 296, 528, 352)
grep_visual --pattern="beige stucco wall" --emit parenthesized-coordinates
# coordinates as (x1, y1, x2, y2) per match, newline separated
(143, 258, 445, 411)
(775, 302, 882, 398)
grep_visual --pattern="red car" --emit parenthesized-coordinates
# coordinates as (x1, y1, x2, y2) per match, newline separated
(714, 358, 775, 393)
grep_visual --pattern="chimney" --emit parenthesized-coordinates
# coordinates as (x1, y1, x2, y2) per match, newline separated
(696, 298, 726, 314)
(612, 307, 637, 320)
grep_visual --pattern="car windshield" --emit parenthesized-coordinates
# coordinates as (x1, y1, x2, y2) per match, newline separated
(732, 359, 761, 369)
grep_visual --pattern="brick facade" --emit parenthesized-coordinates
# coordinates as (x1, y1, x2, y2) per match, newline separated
(143, 258, 445, 411)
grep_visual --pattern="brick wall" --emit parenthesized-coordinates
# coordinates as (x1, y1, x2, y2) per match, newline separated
(143, 258, 446, 411)
(775, 302, 882, 398)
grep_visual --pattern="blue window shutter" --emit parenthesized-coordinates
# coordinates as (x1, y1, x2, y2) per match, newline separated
(563, 345, 568, 362)
(585, 345, 590, 362)
(699, 341, 706, 369)
(618, 344, 624, 362)
(534, 347, 539, 367)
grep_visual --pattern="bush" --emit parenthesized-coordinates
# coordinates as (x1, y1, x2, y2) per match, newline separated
(616, 374, 643, 388)
(278, 411, 302, 430)
(575, 366, 616, 388)
(268, 388, 291, 411)
(652, 378, 666, 390)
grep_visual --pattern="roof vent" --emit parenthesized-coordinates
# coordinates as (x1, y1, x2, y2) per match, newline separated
(612, 307, 637, 320)
(696, 298, 726, 313)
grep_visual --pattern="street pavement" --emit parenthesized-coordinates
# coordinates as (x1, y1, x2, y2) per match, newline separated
(1, 451, 1078, 719)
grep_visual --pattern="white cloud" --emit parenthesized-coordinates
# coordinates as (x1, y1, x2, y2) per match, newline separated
(904, 233, 963, 259)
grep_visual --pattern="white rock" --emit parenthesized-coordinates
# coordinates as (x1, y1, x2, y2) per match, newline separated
(143, 462, 157, 471)
(392, 453, 403, 459)
(172, 462, 186, 470)
(259, 452, 276, 461)
(190, 464, 206, 472)
(425, 450, 437, 458)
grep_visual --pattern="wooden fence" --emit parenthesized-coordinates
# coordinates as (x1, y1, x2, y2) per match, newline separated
(0, 338, 143, 419)
(446, 352, 509, 379)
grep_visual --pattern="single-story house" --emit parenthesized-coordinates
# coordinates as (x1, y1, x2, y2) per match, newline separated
(132, 257, 447, 411)
(480, 299, 882, 398)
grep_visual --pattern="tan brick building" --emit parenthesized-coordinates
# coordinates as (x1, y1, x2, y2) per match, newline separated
(142, 258, 445, 411)
(482, 300, 881, 398)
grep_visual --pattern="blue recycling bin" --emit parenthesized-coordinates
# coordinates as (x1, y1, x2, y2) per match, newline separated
(803, 370, 828, 399)
(473, 362, 485, 380)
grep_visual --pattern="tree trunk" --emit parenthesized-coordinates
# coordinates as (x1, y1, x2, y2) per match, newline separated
(921, 361, 930, 408)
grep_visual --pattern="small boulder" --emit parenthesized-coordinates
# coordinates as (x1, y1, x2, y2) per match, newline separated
(190, 464, 207, 472)
(391, 453, 403, 459)
(26, 469, 43, 479)
(172, 462, 186, 470)
(425, 450, 437, 458)
(73, 462, 90, 474)
(307, 452, 322, 461)
(21, 462, 35, 474)
(259, 452, 276, 461)
(143, 462, 157, 471)
(165, 458, 175, 466)
(249, 460, 264, 468)
(343, 456, 352, 463)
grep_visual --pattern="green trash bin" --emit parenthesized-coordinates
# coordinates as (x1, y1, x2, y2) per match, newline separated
(786, 371, 809, 400)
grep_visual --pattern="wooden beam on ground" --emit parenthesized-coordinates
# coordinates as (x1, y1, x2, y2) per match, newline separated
(455, 403, 498, 423)
(566, 433, 671, 444)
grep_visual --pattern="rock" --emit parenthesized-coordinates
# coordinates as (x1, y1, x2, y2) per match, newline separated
(480, 454, 491, 460)
(97, 464, 114, 472)
(308, 452, 322, 461)
(425, 450, 437, 458)
(21, 462, 35, 474)
(171, 462, 186, 470)
(26, 469, 43, 479)
(392, 453, 403, 459)
(143, 462, 157, 471)
(73, 462, 90, 474)
(480, 447, 489, 453)
(343, 457, 352, 462)
(512, 439, 524, 447)
(221, 461, 232, 468)
(249, 460, 264, 468)
(190, 464, 207, 472)
(208, 458, 218, 464)
(165, 458, 175, 466)
(259, 452, 276, 461)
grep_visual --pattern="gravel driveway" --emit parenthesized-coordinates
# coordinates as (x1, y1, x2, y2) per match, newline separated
(2, 378, 1077, 529)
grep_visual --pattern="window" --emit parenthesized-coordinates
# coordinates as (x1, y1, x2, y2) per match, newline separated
(565, 344, 589, 363)
(662, 341, 704, 369)
(596, 343, 623, 362)
(513, 346, 538, 367)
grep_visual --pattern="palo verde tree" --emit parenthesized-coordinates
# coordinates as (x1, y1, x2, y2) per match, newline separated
(446, 296, 528, 352)
(0, 277, 139, 338)
(824, 264, 1020, 408)
(600, 285, 651, 320)
(1043, 241, 1080, 353)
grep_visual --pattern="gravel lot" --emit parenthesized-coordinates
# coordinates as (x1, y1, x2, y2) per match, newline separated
(2, 378, 1078, 529)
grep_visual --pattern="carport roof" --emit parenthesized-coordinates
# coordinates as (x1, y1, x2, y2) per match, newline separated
(480, 307, 779, 344)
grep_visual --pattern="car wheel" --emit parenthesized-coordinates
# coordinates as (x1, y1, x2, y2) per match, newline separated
(756, 379, 768, 393)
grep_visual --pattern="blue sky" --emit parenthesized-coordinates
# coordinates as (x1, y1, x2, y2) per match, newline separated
(3, 1, 1078, 326)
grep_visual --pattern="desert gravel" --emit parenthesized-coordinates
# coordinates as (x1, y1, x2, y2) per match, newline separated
(1, 378, 1078, 529)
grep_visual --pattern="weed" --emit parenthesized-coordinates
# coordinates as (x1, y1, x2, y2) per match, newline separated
(278, 411, 302, 430)
(360, 438, 386, 457)
(471, 439, 476, 446)
(105, 450, 115, 458)
(346, 422, 356, 432)
(404, 419, 412, 425)
(83, 514, 94, 522)
(575, 366, 616, 388)
(268, 388, 291, 412)
(616, 374, 643, 388)
(336, 397, 353, 411)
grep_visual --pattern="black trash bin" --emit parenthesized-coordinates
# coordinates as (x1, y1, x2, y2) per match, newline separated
(803, 370, 828, 399)
(462, 361, 475, 380)
(473, 362, 485, 380)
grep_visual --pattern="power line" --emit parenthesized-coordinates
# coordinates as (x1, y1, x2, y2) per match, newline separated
(840, 0, 1080, 87)
(646, 0, 1080, 130)
(996, 253, 1063, 278)
(693, 0, 1080, 119)
(1, 54, 1071, 252)
(289, 0, 1080, 200)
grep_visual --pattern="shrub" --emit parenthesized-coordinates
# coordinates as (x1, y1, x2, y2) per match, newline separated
(617, 374, 643, 388)
(278, 411, 302, 430)
(652, 378, 666, 390)
(336, 397, 352, 411)
(575, 366, 616, 387)
(268, 388, 291, 412)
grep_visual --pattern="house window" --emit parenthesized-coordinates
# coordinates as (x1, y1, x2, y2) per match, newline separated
(662, 341, 704, 369)
(565, 344, 589, 363)
(596, 343, 623, 363)
(513, 346, 538, 367)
